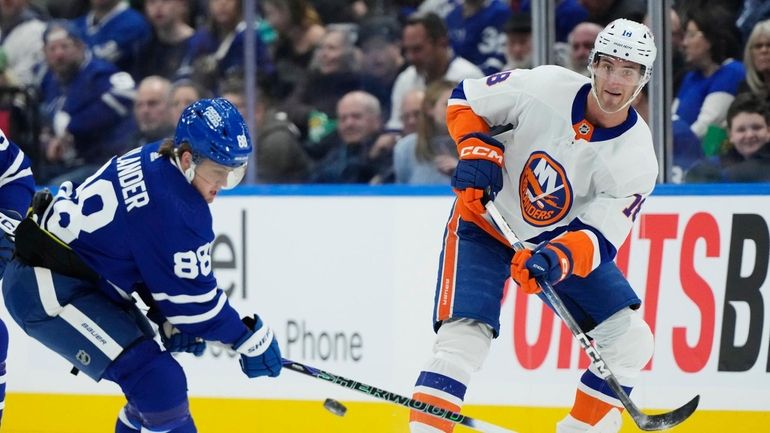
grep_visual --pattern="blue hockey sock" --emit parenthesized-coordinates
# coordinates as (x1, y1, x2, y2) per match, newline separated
(105, 339, 196, 433)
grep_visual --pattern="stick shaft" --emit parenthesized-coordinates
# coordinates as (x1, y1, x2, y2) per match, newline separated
(281, 358, 518, 433)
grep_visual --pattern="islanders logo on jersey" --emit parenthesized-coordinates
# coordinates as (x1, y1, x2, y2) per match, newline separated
(519, 151, 573, 227)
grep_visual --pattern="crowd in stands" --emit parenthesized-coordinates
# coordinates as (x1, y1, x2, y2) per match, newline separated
(1, 0, 770, 186)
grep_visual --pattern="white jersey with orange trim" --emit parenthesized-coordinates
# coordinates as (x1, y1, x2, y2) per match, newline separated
(448, 65, 658, 270)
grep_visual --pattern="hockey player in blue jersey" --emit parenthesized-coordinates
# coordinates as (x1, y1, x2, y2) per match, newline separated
(2, 98, 281, 432)
(0, 128, 36, 425)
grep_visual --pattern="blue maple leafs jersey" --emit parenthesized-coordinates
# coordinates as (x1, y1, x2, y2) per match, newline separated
(0, 130, 35, 219)
(446, 0, 512, 75)
(72, 2, 151, 73)
(40, 142, 246, 344)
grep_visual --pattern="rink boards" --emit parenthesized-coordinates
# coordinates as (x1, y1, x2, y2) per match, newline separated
(2, 184, 769, 432)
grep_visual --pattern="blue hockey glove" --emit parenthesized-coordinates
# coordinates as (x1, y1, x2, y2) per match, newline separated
(233, 314, 282, 378)
(511, 241, 573, 294)
(451, 133, 504, 215)
(160, 321, 206, 356)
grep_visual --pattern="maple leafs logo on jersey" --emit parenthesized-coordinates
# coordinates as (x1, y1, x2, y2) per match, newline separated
(519, 151, 573, 227)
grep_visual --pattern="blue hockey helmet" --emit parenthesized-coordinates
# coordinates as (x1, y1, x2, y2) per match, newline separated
(174, 98, 252, 188)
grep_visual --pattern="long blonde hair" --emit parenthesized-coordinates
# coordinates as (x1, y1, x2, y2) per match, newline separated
(415, 80, 457, 162)
(743, 19, 770, 98)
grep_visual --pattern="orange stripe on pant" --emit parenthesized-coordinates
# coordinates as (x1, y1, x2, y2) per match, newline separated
(437, 205, 462, 322)
(410, 392, 462, 433)
(569, 388, 623, 426)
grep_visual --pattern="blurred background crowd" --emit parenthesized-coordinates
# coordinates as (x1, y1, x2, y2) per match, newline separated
(1, 0, 770, 186)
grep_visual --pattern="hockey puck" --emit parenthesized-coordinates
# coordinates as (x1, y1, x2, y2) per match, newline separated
(323, 398, 347, 417)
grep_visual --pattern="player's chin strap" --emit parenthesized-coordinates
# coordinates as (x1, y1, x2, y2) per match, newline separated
(171, 154, 196, 184)
(484, 199, 699, 431)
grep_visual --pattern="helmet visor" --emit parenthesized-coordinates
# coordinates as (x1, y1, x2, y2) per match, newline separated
(591, 54, 645, 86)
(194, 158, 247, 190)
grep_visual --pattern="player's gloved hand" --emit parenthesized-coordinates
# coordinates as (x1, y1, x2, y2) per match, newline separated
(233, 314, 282, 378)
(0, 208, 22, 277)
(160, 321, 206, 356)
(511, 241, 573, 294)
(451, 133, 504, 215)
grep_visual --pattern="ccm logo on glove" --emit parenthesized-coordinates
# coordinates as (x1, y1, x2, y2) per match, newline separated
(458, 144, 504, 164)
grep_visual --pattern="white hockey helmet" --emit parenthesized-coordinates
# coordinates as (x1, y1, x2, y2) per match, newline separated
(588, 18, 657, 85)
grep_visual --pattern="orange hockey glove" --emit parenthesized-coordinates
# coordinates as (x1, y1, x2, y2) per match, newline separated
(510, 241, 574, 294)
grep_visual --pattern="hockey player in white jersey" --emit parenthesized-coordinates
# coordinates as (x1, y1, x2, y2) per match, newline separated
(409, 19, 658, 433)
(2, 98, 281, 432)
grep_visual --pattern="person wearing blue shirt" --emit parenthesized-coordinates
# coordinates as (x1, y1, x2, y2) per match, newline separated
(72, 0, 151, 74)
(673, 7, 745, 140)
(185, 0, 274, 93)
(38, 20, 137, 186)
(445, 0, 512, 75)
(2, 98, 282, 433)
(0, 128, 35, 426)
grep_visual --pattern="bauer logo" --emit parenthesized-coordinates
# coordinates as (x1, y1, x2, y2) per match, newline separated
(76, 349, 91, 366)
(519, 151, 572, 227)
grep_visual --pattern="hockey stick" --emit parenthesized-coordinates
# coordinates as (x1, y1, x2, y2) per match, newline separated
(484, 201, 699, 431)
(282, 358, 519, 433)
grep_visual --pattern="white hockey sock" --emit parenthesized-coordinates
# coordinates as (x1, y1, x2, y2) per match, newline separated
(556, 408, 621, 433)
(410, 319, 492, 433)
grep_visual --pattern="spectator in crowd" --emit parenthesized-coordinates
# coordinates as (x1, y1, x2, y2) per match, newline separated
(133, 0, 196, 81)
(385, 12, 483, 137)
(394, 79, 457, 184)
(187, 0, 274, 93)
(686, 93, 770, 182)
(673, 7, 745, 142)
(736, 0, 770, 43)
(72, 0, 151, 73)
(261, 0, 325, 98)
(503, 12, 532, 70)
(168, 78, 209, 121)
(399, 89, 425, 137)
(358, 15, 406, 118)
(579, 0, 646, 27)
(280, 24, 362, 148)
(0, 0, 47, 86)
(38, 20, 136, 185)
(217, 79, 313, 184)
(566, 21, 602, 76)
(738, 19, 770, 102)
(311, 90, 390, 183)
(445, 0, 512, 75)
(131, 75, 174, 148)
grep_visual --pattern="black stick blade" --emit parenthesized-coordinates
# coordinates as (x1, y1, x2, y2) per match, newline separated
(632, 395, 700, 431)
